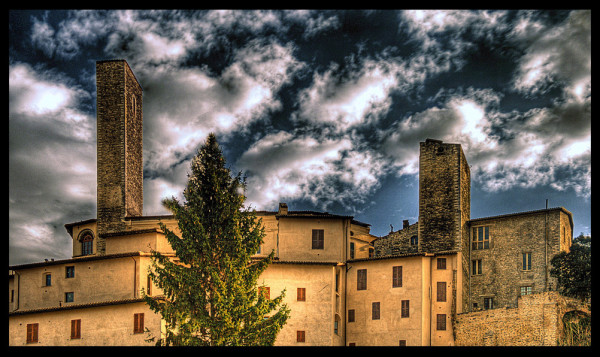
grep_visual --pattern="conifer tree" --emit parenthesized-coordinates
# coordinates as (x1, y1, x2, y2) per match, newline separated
(143, 133, 290, 346)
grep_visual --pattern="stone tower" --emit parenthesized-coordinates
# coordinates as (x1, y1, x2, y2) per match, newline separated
(96, 60, 143, 254)
(418, 139, 470, 253)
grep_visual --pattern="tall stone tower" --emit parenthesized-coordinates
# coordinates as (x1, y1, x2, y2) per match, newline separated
(96, 60, 143, 254)
(418, 139, 470, 253)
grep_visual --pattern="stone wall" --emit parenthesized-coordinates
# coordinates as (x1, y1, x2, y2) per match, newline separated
(96, 60, 143, 254)
(454, 291, 587, 346)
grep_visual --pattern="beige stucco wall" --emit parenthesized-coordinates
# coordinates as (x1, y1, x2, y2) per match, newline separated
(259, 263, 343, 346)
(277, 217, 347, 262)
(9, 301, 160, 346)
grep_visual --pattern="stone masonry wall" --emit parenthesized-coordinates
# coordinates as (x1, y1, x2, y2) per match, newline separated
(454, 291, 587, 346)
(96, 60, 143, 254)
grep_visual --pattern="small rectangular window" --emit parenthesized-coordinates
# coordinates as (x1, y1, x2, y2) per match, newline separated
(437, 282, 446, 302)
(312, 229, 324, 249)
(71, 319, 81, 339)
(66, 266, 75, 278)
(133, 313, 144, 334)
(44, 273, 51, 287)
(522, 252, 532, 271)
(357, 269, 367, 290)
(472, 226, 490, 250)
(348, 309, 355, 322)
(65, 292, 74, 303)
(147, 275, 152, 296)
(401, 300, 410, 318)
(399, 340, 407, 346)
(297, 287, 306, 301)
(26, 323, 38, 343)
(520, 286, 532, 296)
(437, 314, 446, 330)
(297, 330, 305, 342)
(372, 302, 380, 320)
(350, 242, 355, 259)
(472, 259, 482, 275)
(484, 297, 493, 310)
(392, 266, 402, 288)
(437, 258, 446, 270)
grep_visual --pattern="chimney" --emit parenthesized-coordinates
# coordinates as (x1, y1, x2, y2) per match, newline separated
(278, 203, 288, 215)
(403, 220, 409, 229)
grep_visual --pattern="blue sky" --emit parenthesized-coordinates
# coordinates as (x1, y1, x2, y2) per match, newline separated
(9, 10, 591, 265)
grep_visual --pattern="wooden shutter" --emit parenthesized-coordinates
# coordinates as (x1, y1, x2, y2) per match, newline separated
(134, 313, 144, 334)
(312, 229, 324, 249)
(357, 269, 367, 290)
(437, 314, 446, 330)
(372, 302, 380, 320)
(392, 266, 402, 287)
(26, 323, 38, 343)
(437, 282, 446, 302)
(348, 309, 355, 322)
(297, 330, 305, 342)
(401, 300, 409, 318)
(71, 319, 81, 339)
(297, 287, 306, 301)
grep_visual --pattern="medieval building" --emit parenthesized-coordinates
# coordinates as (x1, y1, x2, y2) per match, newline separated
(8, 60, 575, 346)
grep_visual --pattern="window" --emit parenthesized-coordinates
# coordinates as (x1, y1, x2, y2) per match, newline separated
(43, 273, 52, 287)
(297, 287, 306, 301)
(348, 309, 355, 322)
(483, 297, 493, 310)
(522, 252, 532, 271)
(399, 340, 407, 346)
(437, 258, 446, 270)
(372, 302, 380, 320)
(349, 342, 356, 346)
(334, 317, 339, 335)
(436, 314, 446, 330)
(472, 226, 490, 250)
(472, 259, 482, 275)
(392, 266, 402, 288)
(312, 229, 324, 249)
(26, 323, 38, 344)
(81, 232, 94, 256)
(66, 266, 75, 278)
(297, 330, 305, 342)
(410, 235, 418, 246)
(357, 269, 367, 290)
(65, 292, 74, 303)
(258, 286, 270, 300)
(71, 319, 81, 339)
(350, 242, 355, 259)
(368, 247, 374, 258)
(133, 313, 144, 334)
(437, 282, 446, 302)
(520, 286, 532, 296)
(11, 289, 14, 303)
(401, 300, 410, 318)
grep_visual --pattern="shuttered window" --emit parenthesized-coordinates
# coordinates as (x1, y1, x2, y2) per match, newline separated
(26, 323, 38, 343)
(312, 229, 324, 249)
(437, 282, 446, 302)
(297, 287, 306, 301)
(348, 309, 355, 322)
(297, 330, 305, 342)
(372, 302, 380, 320)
(392, 266, 402, 287)
(71, 319, 81, 339)
(401, 300, 410, 318)
(134, 313, 144, 334)
(437, 314, 447, 330)
(357, 269, 367, 290)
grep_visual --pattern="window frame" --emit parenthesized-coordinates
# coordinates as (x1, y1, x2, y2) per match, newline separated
(472, 226, 490, 250)
(65, 292, 74, 303)
(436, 314, 447, 330)
(65, 266, 75, 279)
(372, 302, 380, 320)
(437, 281, 447, 302)
(522, 252, 532, 271)
(472, 259, 482, 275)
(296, 330, 305, 343)
(437, 258, 446, 270)
(297, 287, 306, 302)
(401, 300, 410, 318)
(348, 309, 355, 323)
(44, 273, 52, 287)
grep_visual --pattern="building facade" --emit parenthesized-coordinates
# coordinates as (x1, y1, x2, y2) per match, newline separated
(8, 60, 573, 346)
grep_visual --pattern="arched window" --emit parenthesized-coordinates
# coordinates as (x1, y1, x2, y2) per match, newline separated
(79, 230, 94, 256)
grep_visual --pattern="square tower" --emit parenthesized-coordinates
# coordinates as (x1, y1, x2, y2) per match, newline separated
(418, 139, 470, 253)
(96, 60, 143, 254)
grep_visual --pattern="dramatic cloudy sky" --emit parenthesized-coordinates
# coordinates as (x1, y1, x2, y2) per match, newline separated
(9, 10, 591, 265)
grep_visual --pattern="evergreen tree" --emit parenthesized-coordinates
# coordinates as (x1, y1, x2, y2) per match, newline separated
(550, 234, 591, 302)
(143, 133, 290, 346)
